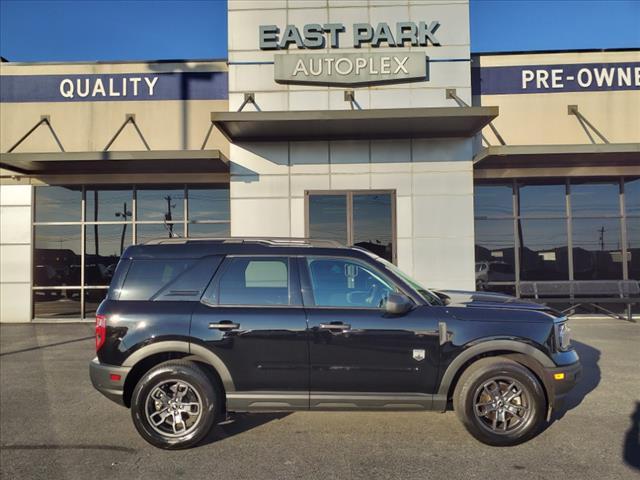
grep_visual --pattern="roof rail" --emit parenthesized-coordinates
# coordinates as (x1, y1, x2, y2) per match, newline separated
(143, 236, 345, 248)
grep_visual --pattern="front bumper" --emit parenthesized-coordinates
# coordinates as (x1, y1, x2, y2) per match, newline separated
(543, 360, 582, 412)
(89, 357, 131, 406)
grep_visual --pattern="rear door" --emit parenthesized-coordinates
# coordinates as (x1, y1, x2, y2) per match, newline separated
(190, 256, 309, 408)
(300, 256, 441, 406)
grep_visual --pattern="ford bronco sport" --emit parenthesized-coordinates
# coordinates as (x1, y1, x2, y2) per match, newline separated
(90, 238, 581, 449)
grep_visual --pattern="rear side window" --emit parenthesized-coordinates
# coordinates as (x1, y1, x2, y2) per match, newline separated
(119, 259, 196, 301)
(218, 257, 290, 305)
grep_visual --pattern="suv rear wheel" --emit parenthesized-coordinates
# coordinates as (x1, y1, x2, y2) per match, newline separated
(453, 357, 546, 446)
(131, 361, 219, 449)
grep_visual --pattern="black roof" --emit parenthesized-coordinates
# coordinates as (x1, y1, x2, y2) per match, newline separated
(123, 237, 373, 261)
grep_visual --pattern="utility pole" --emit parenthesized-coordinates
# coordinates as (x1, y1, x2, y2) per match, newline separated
(115, 202, 132, 253)
(598, 226, 605, 251)
(164, 195, 175, 237)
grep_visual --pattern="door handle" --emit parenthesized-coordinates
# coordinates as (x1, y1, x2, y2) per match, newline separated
(319, 322, 351, 332)
(209, 321, 240, 331)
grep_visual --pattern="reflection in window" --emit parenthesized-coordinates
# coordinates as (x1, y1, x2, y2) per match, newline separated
(519, 219, 569, 280)
(353, 193, 393, 262)
(85, 187, 133, 222)
(308, 195, 348, 244)
(188, 222, 230, 238)
(83, 289, 108, 318)
(33, 289, 81, 319)
(625, 178, 640, 216)
(474, 183, 513, 218)
(572, 218, 623, 280)
(85, 225, 132, 286)
(628, 220, 640, 280)
(136, 223, 182, 244)
(137, 186, 185, 221)
(34, 186, 81, 222)
(571, 180, 620, 217)
(474, 219, 516, 290)
(188, 186, 230, 221)
(33, 226, 81, 286)
(518, 182, 566, 217)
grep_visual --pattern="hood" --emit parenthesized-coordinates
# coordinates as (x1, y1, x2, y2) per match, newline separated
(435, 289, 551, 312)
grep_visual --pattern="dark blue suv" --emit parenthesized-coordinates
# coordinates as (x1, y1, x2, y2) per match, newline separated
(90, 238, 581, 449)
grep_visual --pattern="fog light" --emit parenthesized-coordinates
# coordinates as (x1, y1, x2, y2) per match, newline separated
(554, 373, 565, 380)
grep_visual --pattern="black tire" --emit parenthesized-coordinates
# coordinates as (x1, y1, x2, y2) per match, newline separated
(130, 360, 219, 449)
(453, 357, 547, 446)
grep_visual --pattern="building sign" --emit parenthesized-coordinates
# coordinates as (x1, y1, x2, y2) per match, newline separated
(274, 52, 427, 87)
(260, 21, 440, 87)
(474, 62, 640, 95)
(259, 21, 441, 49)
(0, 71, 228, 103)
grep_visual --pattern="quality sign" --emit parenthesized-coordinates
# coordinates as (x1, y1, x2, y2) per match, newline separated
(274, 52, 427, 87)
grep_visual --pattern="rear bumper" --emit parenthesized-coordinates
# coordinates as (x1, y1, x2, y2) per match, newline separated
(544, 360, 582, 412)
(89, 357, 131, 407)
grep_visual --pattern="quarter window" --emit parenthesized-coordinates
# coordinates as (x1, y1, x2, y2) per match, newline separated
(306, 258, 394, 308)
(218, 257, 290, 306)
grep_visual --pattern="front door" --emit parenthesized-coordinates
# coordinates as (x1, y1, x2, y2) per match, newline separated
(300, 256, 442, 407)
(190, 256, 308, 409)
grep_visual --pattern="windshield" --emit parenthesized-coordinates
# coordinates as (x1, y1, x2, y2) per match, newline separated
(375, 257, 444, 306)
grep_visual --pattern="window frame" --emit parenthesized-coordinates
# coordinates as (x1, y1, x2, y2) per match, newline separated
(474, 177, 635, 295)
(203, 255, 303, 308)
(32, 183, 230, 320)
(304, 190, 397, 265)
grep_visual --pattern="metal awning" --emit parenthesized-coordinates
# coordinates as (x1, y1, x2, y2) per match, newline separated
(0, 150, 229, 175)
(211, 107, 498, 142)
(474, 143, 640, 169)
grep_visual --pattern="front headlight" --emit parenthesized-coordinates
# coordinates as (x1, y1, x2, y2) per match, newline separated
(555, 321, 571, 351)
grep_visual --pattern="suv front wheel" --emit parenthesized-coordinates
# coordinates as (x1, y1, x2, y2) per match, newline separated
(454, 357, 547, 446)
(131, 361, 219, 449)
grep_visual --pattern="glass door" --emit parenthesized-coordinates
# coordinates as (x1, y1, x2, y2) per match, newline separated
(305, 190, 396, 263)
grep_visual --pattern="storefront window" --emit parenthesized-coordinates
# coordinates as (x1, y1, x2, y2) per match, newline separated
(571, 180, 620, 217)
(34, 185, 82, 222)
(624, 178, 639, 280)
(353, 193, 393, 261)
(474, 177, 636, 294)
(474, 183, 513, 218)
(85, 186, 133, 222)
(518, 182, 566, 217)
(308, 194, 348, 245)
(32, 184, 230, 319)
(307, 191, 395, 263)
(474, 182, 517, 293)
(137, 186, 185, 222)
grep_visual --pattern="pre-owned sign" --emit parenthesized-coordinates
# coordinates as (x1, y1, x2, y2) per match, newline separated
(274, 52, 427, 87)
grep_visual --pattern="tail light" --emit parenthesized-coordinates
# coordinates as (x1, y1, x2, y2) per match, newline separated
(96, 314, 107, 351)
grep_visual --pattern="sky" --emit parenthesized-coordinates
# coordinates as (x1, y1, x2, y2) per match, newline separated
(0, 0, 638, 62)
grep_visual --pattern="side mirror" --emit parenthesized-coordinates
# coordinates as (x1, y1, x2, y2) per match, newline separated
(384, 292, 413, 315)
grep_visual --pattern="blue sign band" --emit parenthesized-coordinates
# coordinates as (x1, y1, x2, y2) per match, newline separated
(473, 62, 640, 95)
(0, 71, 229, 103)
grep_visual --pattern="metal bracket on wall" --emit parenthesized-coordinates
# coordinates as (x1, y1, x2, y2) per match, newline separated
(103, 114, 151, 151)
(446, 88, 505, 147)
(568, 105, 610, 144)
(344, 90, 362, 110)
(7, 115, 65, 153)
(237, 92, 261, 112)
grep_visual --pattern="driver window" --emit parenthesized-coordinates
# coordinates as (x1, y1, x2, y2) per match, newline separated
(306, 258, 394, 308)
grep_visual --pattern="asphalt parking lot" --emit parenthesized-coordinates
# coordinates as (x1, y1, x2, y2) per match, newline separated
(1, 317, 638, 480)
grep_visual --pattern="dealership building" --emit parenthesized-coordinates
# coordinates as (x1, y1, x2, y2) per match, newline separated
(0, 0, 638, 322)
